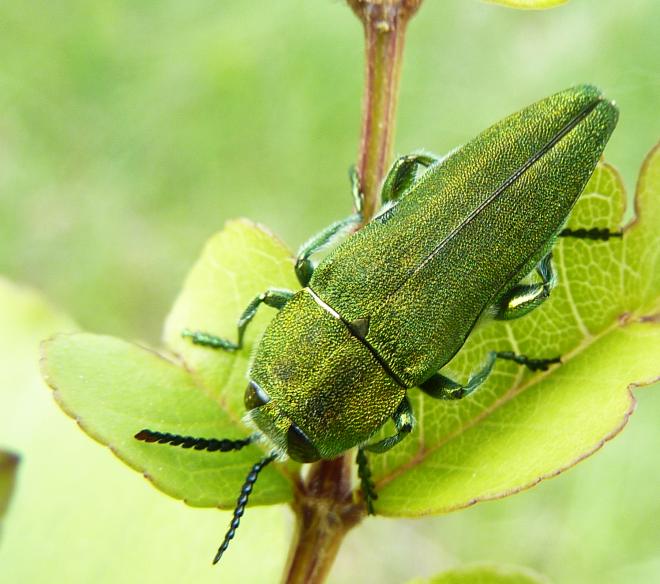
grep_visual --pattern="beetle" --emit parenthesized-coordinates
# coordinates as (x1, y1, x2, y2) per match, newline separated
(135, 85, 619, 563)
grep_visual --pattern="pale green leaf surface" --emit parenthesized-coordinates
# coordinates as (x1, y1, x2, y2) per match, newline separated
(0, 451, 18, 521)
(483, 0, 568, 9)
(0, 278, 289, 583)
(164, 219, 299, 417)
(371, 147, 660, 516)
(43, 334, 292, 507)
(409, 563, 550, 584)
(43, 220, 298, 508)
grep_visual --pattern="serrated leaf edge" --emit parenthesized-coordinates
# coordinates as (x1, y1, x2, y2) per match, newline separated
(40, 333, 295, 508)
(374, 316, 659, 516)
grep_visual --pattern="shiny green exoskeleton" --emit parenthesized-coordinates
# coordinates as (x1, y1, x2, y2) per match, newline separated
(136, 85, 619, 563)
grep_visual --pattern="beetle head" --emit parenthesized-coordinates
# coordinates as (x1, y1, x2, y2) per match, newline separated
(243, 290, 405, 462)
(243, 380, 321, 462)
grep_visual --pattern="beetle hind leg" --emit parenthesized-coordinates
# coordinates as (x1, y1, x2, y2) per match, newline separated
(560, 227, 622, 241)
(380, 153, 438, 204)
(493, 252, 556, 321)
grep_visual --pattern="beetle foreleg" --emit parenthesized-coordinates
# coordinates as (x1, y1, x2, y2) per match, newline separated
(356, 396, 415, 515)
(295, 214, 361, 286)
(363, 396, 415, 454)
(380, 153, 438, 204)
(494, 252, 557, 321)
(182, 288, 294, 351)
(356, 448, 377, 515)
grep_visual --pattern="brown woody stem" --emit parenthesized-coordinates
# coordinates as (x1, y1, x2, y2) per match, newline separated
(349, 0, 424, 223)
(283, 2, 423, 582)
(283, 456, 362, 584)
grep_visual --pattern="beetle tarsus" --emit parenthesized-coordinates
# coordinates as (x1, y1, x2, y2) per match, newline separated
(182, 329, 238, 351)
(560, 227, 623, 241)
(356, 448, 377, 515)
(182, 288, 294, 354)
(495, 351, 561, 372)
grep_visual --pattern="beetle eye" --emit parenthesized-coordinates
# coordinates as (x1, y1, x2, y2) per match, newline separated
(244, 380, 270, 411)
(286, 423, 321, 463)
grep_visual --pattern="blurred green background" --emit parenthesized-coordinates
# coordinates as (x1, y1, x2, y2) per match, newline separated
(0, 0, 658, 583)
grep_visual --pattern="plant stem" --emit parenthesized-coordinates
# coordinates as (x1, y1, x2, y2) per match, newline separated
(283, 2, 422, 582)
(283, 456, 362, 584)
(348, 0, 424, 222)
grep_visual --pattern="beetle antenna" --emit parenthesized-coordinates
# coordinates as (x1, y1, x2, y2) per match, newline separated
(134, 429, 256, 452)
(213, 452, 278, 565)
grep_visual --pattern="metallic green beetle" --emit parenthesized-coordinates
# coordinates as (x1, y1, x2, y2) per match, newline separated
(136, 85, 619, 563)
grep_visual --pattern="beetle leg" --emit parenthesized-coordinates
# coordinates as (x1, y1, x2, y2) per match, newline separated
(421, 351, 561, 400)
(420, 352, 498, 400)
(559, 227, 622, 241)
(363, 395, 415, 453)
(349, 164, 364, 216)
(356, 448, 377, 515)
(356, 396, 415, 515)
(381, 153, 438, 204)
(493, 252, 557, 321)
(295, 213, 361, 286)
(296, 154, 440, 286)
(494, 351, 561, 372)
(182, 288, 294, 351)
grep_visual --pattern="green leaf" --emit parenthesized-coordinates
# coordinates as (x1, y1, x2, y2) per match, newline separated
(483, 0, 568, 9)
(409, 563, 551, 584)
(42, 220, 298, 508)
(164, 219, 299, 416)
(0, 278, 289, 582)
(370, 145, 660, 516)
(42, 334, 292, 507)
(0, 451, 18, 523)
